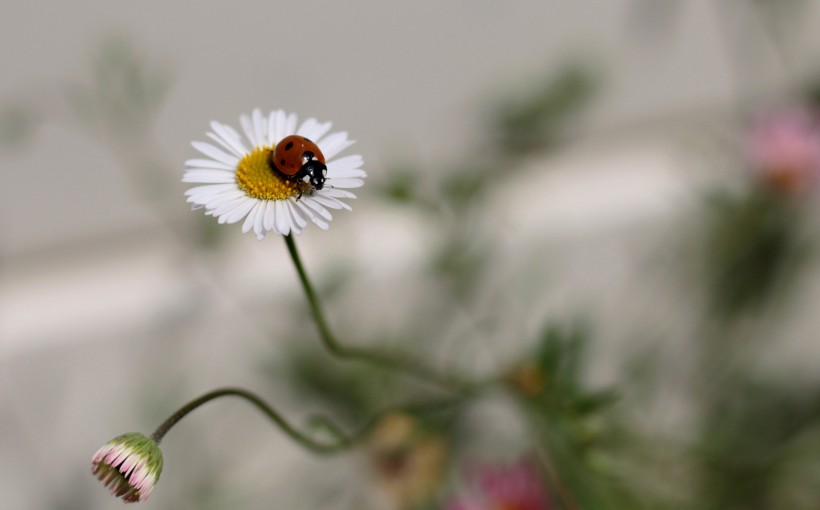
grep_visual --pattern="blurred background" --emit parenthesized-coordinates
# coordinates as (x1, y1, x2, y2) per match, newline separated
(2, 1, 820, 509)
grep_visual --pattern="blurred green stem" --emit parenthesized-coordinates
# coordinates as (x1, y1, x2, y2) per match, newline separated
(150, 387, 354, 453)
(150, 387, 467, 455)
(284, 234, 468, 393)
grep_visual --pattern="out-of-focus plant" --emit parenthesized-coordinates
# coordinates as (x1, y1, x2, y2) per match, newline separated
(5, 15, 819, 509)
(509, 325, 638, 510)
(447, 458, 553, 510)
(689, 101, 820, 510)
(702, 105, 820, 317)
(698, 377, 820, 510)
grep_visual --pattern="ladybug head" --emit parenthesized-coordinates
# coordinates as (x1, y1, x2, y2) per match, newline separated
(301, 159, 327, 190)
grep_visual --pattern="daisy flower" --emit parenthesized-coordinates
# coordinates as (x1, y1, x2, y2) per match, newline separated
(91, 432, 164, 503)
(183, 109, 366, 239)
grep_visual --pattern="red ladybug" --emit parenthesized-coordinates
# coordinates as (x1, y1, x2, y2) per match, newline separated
(269, 135, 327, 198)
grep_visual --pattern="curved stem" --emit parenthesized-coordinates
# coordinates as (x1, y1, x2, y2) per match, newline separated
(150, 387, 355, 453)
(283, 234, 467, 392)
(149, 387, 468, 455)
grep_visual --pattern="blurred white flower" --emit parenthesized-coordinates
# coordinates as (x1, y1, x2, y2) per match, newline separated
(184, 109, 366, 239)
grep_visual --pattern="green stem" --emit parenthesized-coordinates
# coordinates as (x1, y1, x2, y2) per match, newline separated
(149, 387, 467, 455)
(283, 234, 467, 392)
(150, 388, 355, 453)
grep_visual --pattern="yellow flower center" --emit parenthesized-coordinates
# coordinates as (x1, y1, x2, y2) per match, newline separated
(235, 145, 302, 200)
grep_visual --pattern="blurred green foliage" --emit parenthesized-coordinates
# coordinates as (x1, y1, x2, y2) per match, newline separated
(67, 35, 170, 136)
(491, 66, 597, 155)
(703, 190, 806, 317)
(5, 21, 820, 509)
(0, 104, 38, 149)
(698, 377, 820, 510)
(516, 324, 635, 510)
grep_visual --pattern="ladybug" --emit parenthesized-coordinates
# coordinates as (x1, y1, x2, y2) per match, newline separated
(269, 135, 327, 198)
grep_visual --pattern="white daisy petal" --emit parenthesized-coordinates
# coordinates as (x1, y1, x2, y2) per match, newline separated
(296, 200, 329, 230)
(297, 118, 333, 141)
(285, 113, 298, 137)
(253, 201, 267, 237)
(216, 202, 244, 223)
(222, 123, 245, 145)
(208, 196, 246, 214)
(185, 158, 233, 170)
(297, 118, 318, 138)
(327, 154, 364, 174)
(274, 200, 290, 235)
(310, 194, 350, 211)
(252, 108, 266, 147)
(208, 193, 251, 214)
(330, 169, 367, 179)
(300, 197, 333, 220)
(242, 202, 262, 233)
(221, 199, 256, 224)
(286, 199, 308, 229)
(267, 111, 277, 145)
(307, 120, 333, 142)
(275, 111, 287, 143)
(192, 142, 240, 166)
(182, 169, 235, 183)
(328, 178, 365, 188)
(322, 188, 358, 199)
(318, 132, 355, 159)
(283, 202, 303, 235)
(200, 196, 244, 212)
(211, 121, 248, 156)
(193, 191, 238, 207)
(240, 113, 258, 148)
(312, 216, 330, 230)
(294, 200, 315, 220)
(185, 183, 236, 198)
(206, 132, 243, 159)
(263, 200, 276, 231)
(195, 187, 246, 202)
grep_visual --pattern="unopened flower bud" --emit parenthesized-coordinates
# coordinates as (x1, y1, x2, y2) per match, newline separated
(91, 432, 163, 503)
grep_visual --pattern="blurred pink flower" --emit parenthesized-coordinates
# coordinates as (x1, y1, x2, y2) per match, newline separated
(448, 459, 552, 510)
(746, 107, 820, 194)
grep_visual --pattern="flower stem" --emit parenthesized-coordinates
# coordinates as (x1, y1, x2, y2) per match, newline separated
(149, 387, 466, 455)
(150, 387, 354, 453)
(283, 234, 466, 392)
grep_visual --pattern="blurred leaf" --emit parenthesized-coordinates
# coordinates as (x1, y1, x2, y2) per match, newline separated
(67, 35, 170, 136)
(516, 322, 619, 434)
(534, 323, 590, 396)
(279, 346, 384, 420)
(438, 65, 598, 209)
(697, 377, 820, 509)
(0, 104, 38, 149)
(703, 190, 806, 316)
(439, 162, 493, 208)
(572, 389, 620, 417)
(379, 165, 422, 204)
(492, 65, 597, 155)
(430, 234, 488, 300)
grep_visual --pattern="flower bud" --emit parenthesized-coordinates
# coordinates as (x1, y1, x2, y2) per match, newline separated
(91, 432, 163, 503)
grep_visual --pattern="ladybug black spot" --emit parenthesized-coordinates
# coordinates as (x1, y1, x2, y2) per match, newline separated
(280, 159, 286, 166)
(284, 141, 294, 151)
